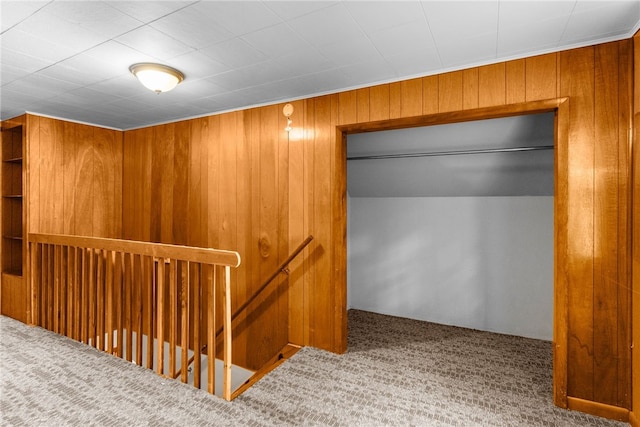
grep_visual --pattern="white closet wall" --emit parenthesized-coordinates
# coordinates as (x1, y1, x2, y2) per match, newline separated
(347, 194, 554, 341)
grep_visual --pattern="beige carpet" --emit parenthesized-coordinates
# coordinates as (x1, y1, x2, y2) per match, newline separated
(0, 310, 628, 426)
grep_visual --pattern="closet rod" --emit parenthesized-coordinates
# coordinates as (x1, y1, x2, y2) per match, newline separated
(347, 145, 554, 161)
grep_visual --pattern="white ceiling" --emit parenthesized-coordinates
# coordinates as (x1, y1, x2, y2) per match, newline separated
(347, 112, 555, 197)
(1, 1, 639, 130)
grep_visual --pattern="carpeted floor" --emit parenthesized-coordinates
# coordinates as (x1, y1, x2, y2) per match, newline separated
(0, 310, 628, 426)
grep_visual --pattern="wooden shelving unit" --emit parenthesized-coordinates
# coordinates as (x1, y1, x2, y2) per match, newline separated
(1, 121, 27, 322)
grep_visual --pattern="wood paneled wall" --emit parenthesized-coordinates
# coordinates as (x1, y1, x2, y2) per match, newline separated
(631, 32, 640, 427)
(28, 115, 122, 238)
(115, 39, 632, 412)
(122, 110, 291, 370)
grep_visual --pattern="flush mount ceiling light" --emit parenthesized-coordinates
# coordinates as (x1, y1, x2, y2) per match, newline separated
(129, 63, 184, 94)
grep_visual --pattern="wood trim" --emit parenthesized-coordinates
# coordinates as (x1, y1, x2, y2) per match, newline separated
(338, 98, 568, 134)
(336, 97, 572, 407)
(567, 397, 629, 422)
(29, 233, 241, 267)
(554, 98, 570, 408)
(230, 343, 300, 399)
(630, 411, 638, 427)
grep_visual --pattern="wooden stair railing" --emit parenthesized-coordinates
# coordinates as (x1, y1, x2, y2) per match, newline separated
(28, 233, 241, 401)
(175, 235, 314, 379)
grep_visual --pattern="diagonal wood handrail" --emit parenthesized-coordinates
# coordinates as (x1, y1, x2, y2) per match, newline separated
(174, 235, 313, 379)
(228, 234, 314, 327)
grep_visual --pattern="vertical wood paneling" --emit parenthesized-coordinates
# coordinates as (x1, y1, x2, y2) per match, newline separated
(93, 128, 120, 238)
(389, 82, 402, 119)
(632, 32, 640, 424)
(526, 54, 557, 101)
(62, 122, 79, 236)
(302, 98, 314, 345)
(311, 95, 333, 350)
(560, 46, 596, 401)
(616, 38, 632, 410)
(479, 63, 506, 107)
(369, 84, 390, 121)
(337, 90, 357, 125)
(438, 71, 463, 112)
(593, 42, 621, 406)
(506, 59, 526, 104)
(75, 125, 95, 237)
(277, 105, 290, 353)
(356, 88, 370, 123)
(462, 68, 479, 110)
(288, 101, 305, 346)
(422, 76, 439, 115)
(38, 117, 64, 234)
(400, 78, 423, 117)
(173, 121, 190, 245)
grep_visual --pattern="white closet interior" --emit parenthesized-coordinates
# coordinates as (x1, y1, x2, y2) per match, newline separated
(346, 112, 555, 340)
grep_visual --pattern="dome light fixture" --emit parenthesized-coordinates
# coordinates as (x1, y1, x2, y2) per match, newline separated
(129, 63, 184, 94)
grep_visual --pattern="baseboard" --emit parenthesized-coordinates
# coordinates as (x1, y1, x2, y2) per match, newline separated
(629, 411, 638, 427)
(567, 397, 629, 423)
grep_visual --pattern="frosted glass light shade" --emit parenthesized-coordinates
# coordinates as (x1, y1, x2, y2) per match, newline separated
(129, 63, 184, 93)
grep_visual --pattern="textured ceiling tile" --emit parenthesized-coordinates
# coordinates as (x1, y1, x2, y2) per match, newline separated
(423, 0, 499, 41)
(105, 1, 196, 23)
(263, 1, 340, 21)
(241, 23, 312, 58)
(562, 1, 640, 42)
(1, 27, 77, 63)
(345, 1, 424, 33)
(287, 3, 363, 47)
(198, 38, 267, 69)
(0, 1, 48, 31)
(115, 25, 194, 61)
(44, 1, 143, 39)
(150, 3, 234, 50)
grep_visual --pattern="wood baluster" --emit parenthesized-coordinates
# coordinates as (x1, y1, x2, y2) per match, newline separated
(134, 254, 143, 366)
(105, 250, 114, 354)
(88, 248, 96, 347)
(193, 263, 201, 389)
(207, 265, 216, 395)
(73, 247, 81, 341)
(66, 246, 74, 338)
(156, 258, 165, 376)
(180, 261, 190, 384)
(30, 242, 40, 326)
(223, 265, 232, 401)
(115, 251, 123, 358)
(59, 245, 68, 337)
(144, 255, 153, 370)
(169, 258, 177, 379)
(96, 249, 104, 351)
(123, 252, 132, 362)
(81, 248, 89, 344)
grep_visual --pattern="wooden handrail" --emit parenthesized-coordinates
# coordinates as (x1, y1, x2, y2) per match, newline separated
(176, 235, 313, 379)
(231, 235, 313, 325)
(28, 233, 241, 267)
(28, 233, 240, 401)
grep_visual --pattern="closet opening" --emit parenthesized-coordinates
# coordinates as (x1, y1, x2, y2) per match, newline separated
(337, 100, 570, 406)
(346, 111, 555, 341)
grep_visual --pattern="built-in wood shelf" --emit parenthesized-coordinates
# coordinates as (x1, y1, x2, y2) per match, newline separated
(2, 124, 24, 278)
